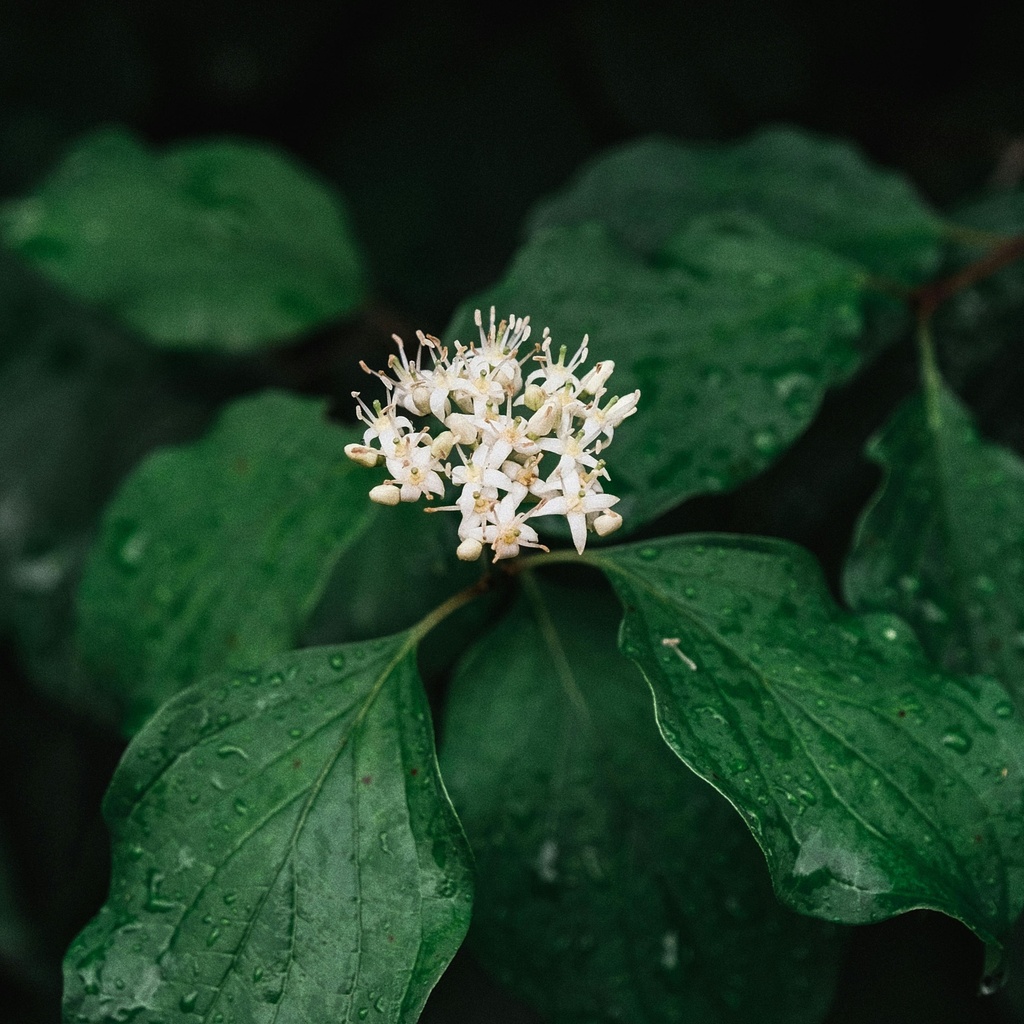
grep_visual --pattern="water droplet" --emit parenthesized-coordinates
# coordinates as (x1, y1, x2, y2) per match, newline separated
(358, 1009, 369, 1020)
(223, 891, 237, 905)
(252, 966, 264, 982)
(941, 729, 972, 754)
(144, 869, 176, 913)
(638, 547, 660, 561)
(233, 798, 249, 815)
(995, 702, 1014, 719)
(113, 521, 149, 569)
(975, 575, 997, 595)
(752, 428, 779, 455)
(206, 927, 221, 946)
(216, 744, 249, 760)
(180, 991, 199, 1012)
(330, 653, 346, 671)
(289, 728, 304, 739)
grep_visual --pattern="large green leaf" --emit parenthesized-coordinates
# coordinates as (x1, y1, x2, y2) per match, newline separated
(76, 390, 376, 731)
(844, 379, 1024, 707)
(590, 536, 1024, 958)
(448, 216, 866, 530)
(63, 637, 472, 1023)
(527, 127, 944, 282)
(441, 578, 840, 1024)
(1, 130, 365, 352)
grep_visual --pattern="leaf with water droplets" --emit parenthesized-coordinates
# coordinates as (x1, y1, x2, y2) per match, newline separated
(63, 637, 472, 1023)
(76, 391, 376, 731)
(448, 214, 872, 530)
(440, 578, 841, 1023)
(845, 379, 1024, 711)
(593, 536, 1024, 955)
(1, 129, 365, 351)
(527, 127, 943, 281)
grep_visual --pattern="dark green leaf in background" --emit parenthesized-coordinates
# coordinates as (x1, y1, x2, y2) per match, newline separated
(441, 578, 841, 1024)
(592, 537, 1024, 955)
(935, 190, 1024, 392)
(844, 378, 1024, 707)
(0, 249, 220, 721)
(527, 127, 944, 282)
(76, 391, 375, 731)
(0, 129, 365, 352)
(448, 216, 867, 530)
(63, 637, 472, 1023)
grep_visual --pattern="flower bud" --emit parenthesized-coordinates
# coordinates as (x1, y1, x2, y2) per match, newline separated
(579, 360, 615, 396)
(445, 413, 478, 445)
(369, 483, 401, 506)
(344, 443, 382, 468)
(521, 383, 546, 411)
(430, 430, 456, 459)
(593, 510, 623, 537)
(456, 538, 484, 561)
(526, 399, 558, 437)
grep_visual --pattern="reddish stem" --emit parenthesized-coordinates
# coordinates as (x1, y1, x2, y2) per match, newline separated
(911, 235, 1024, 324)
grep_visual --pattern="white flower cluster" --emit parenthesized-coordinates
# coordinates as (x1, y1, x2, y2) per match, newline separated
(345, 308, 640, 562)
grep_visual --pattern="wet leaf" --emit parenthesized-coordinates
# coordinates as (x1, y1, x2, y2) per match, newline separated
(441, 578, 841, 1024)
(448, 216, 866, 530)
(1, 129, 365, 352)
(63, 637, 472, 1023)
(844, 379, 1024, 708)
(592, 536, 1024, 955)
(527, 127, 943, 282)
(76, 391, 375, 731)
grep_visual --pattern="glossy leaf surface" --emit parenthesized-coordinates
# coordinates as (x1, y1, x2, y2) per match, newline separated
(448, 216, 865, 529)
(1, 130, 364, 351)
(845, 380, 1024, 707)
(77, 391, 375, 730)
(593, 536, 1024, 950)
(441, 579, 841, 1023)
(528, 127, 943, 281)
(63, 638, 472, 1023)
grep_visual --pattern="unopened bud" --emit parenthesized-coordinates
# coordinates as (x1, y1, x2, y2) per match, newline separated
(345, 443, 382, 468)
(430, 430, 456, 459)
(526, 399, 558, 437)
(445, 413, 478, 445)
(593, 510, 623, 537)
(522, 383, 546, 411)
(369, 483, 401, 506)
(579, 360, 615, 396)
(456, 538, 484, 561)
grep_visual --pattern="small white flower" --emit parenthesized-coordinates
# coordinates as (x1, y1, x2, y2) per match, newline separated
(349, 311, 638, 561)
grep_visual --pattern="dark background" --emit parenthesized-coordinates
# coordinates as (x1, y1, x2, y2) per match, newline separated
(2, 1, 1024, 1021)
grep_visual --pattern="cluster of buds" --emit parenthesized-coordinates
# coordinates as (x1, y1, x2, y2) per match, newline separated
(344, 308, 640, 562)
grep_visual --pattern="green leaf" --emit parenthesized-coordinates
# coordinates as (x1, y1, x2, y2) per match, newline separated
(844, 379, 1024, 706)
(528, 127, 944, 281)
(1, 129, 365, 352)
(76, 390, 376, 731)
(0, 249, 222, 722)
(441, 578, 841, 1024)
(448, 216, 866, 530)
(591, 536, 1024, 953)
(303, 501, 477, 648)
(63, 637, 472, 1023)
